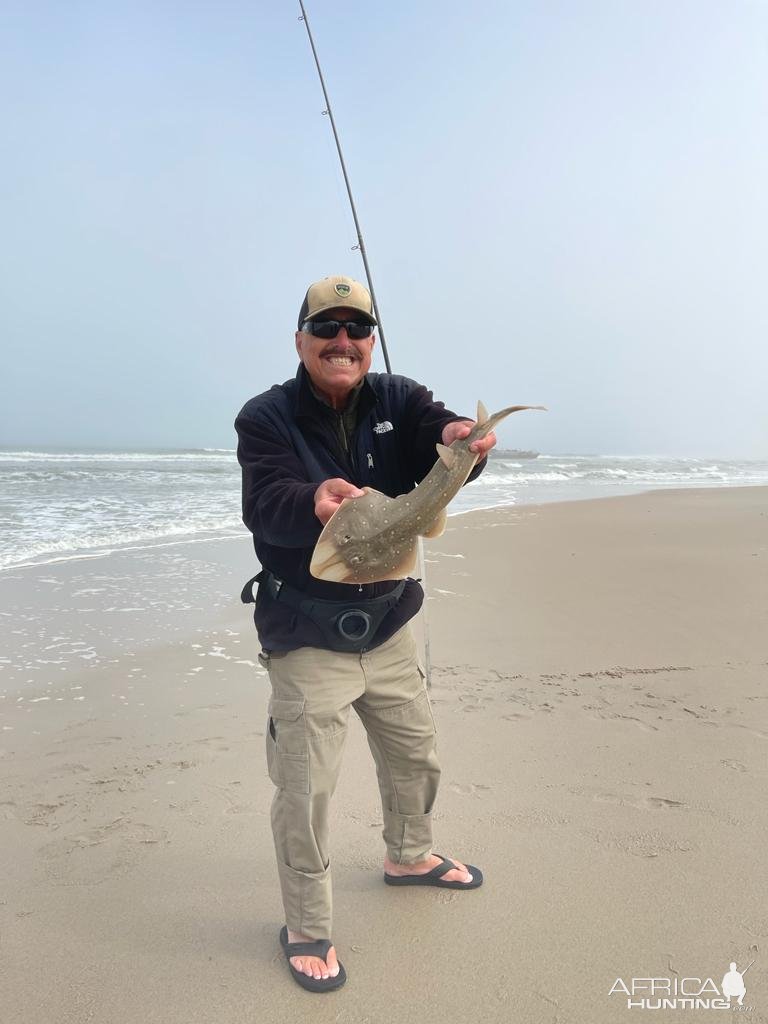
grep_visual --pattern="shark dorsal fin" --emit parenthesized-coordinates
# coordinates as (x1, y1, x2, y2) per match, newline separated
(423, 507, 447, 539)
(476, 400, 489, 424)
(435, 443, 455, 468)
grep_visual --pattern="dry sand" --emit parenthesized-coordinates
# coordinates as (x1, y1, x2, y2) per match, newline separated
(2, 486, 767, 1022)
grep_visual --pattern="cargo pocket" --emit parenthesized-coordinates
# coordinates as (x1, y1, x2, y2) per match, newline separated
(266, 697, 309, 794)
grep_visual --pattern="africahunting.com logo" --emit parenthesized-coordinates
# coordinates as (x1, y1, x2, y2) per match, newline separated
(609, 960, 755, 1010)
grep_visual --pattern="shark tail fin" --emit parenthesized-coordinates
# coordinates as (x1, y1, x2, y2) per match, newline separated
(474, 403, 548, 438)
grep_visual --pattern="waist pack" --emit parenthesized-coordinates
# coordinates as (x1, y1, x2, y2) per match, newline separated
(240, 570, 406, 653)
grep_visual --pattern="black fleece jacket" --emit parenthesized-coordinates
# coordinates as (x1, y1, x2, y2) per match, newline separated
(234, 363, 486, 651)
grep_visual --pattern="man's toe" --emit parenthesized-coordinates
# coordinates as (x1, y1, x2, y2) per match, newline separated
(292, 951, 336, 979)
(445, 858, 472, 883)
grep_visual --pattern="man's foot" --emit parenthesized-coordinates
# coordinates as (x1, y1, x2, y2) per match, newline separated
(286, 929, 340, 981)
(383, 852, 473, 884)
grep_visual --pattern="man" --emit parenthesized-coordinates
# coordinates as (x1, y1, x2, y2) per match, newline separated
(235, 275, 497, 992)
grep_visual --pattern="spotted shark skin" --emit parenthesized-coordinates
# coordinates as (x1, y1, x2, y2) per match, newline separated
(309, 401, 545, 584)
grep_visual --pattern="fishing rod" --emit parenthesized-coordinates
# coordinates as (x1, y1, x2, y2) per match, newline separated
(297, 0, 433, 685)
(297, 0, 391, 374)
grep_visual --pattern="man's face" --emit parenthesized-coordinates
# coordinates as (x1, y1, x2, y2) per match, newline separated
(295, 306, 376, 407)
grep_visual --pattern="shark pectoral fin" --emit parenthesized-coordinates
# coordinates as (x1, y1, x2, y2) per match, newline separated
(423, 508, 447, 539)
(309, 534, 344, 580)
(435, 443, 455, 468)
(476, 399, 489, 424)
(389, 540, 419, 578)
(309, 488, 397, 583)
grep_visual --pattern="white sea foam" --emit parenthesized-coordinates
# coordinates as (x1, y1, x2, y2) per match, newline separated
(2, 447, 768, 571)
(0, 448, 234, 463)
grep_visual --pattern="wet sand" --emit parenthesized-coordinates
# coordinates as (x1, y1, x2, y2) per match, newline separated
(2, 486, 767, 1022)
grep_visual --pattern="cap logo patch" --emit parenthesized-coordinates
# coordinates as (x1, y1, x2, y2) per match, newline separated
(334, 282, 352, 297)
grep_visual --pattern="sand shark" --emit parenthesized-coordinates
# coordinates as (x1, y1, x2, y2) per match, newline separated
(309, 401, 545, 584)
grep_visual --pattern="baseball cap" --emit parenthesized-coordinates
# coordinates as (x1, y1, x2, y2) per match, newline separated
(297, 275, 377, 329)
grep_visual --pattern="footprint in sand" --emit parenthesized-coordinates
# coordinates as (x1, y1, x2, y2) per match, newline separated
(2, 798, 80, 830)
(437, 891, 461, 905)
(52, 734, 124, 751)
(0, 800, 17, 821)
(592, 791, 685, 811)
(642, 796, 686, 810)
(23, 800, 81, 828)
(584, 827, 696, 858)
(720, 759, 748, 772)
(38, 818, 168, 886)
(732, 723, 768, 740)
(54, 762, 91, 775)
(454, 694, 485, 713)
(625, 830, 695, 857)
(490, 809, 569, 830)
(448, 782, 491, 797)
(592, 711, 659, 732)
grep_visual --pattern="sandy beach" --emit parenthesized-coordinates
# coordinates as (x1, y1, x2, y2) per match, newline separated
(2, 486, 767, 1023)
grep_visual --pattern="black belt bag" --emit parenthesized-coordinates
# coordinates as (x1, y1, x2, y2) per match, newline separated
(240, 570, 406, 653)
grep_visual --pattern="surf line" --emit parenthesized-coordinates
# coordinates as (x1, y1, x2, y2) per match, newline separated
(297, 0, 435, 686)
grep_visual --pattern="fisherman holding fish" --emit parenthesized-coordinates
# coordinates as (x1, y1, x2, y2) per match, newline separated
(235, 275, 500, 992)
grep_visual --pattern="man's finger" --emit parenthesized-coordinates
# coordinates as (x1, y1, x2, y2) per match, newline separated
(470, 431, 497, 455)
(332, 479, 365, 498)
(319, 479, 365, 500)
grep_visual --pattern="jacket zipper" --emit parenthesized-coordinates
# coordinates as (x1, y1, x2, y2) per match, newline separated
(320, 414, 356, 480)
(349, 426, 359, 476)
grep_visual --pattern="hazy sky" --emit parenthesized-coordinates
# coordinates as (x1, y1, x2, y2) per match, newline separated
(2, 0, 766, 456)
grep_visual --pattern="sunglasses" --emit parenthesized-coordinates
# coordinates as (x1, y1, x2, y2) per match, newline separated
(301, 319, 375, 340)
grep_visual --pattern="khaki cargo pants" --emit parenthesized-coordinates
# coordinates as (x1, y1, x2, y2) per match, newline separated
(259, 623, 440, 941)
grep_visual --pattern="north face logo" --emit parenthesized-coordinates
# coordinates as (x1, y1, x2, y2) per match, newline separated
(373, 421, 393, 434)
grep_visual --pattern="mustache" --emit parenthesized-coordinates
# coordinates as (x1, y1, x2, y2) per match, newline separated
(322, 348, 360, 358)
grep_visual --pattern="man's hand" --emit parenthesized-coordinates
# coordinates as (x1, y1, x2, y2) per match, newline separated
(441, 420, 497, 460)
(314, 478, 366, 526)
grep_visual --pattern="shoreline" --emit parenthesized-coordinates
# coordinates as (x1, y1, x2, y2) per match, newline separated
(2, 484, 767, 705)
(3, 485, 767, 1022)
(3, 480, 767, 578)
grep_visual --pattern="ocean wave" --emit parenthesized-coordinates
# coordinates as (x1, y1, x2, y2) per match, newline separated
(481, 470, 572, 484)
(0, 514, 246, 571)
(0, 466, 239, 484)
(0, 449, 237, 463)
(3, 447, 768, 571)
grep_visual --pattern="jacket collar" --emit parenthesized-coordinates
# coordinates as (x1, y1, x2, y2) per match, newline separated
(294, 362, 378, 420)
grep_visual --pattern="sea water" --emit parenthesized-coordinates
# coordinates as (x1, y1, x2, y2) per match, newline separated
(2, 446, 768, 572)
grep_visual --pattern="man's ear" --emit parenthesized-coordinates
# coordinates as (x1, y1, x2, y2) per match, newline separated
(295, 331, 303, 359)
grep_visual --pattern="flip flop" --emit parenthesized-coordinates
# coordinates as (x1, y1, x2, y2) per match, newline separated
(384, 853, 483, 889)
(278, 925, 347, 992)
